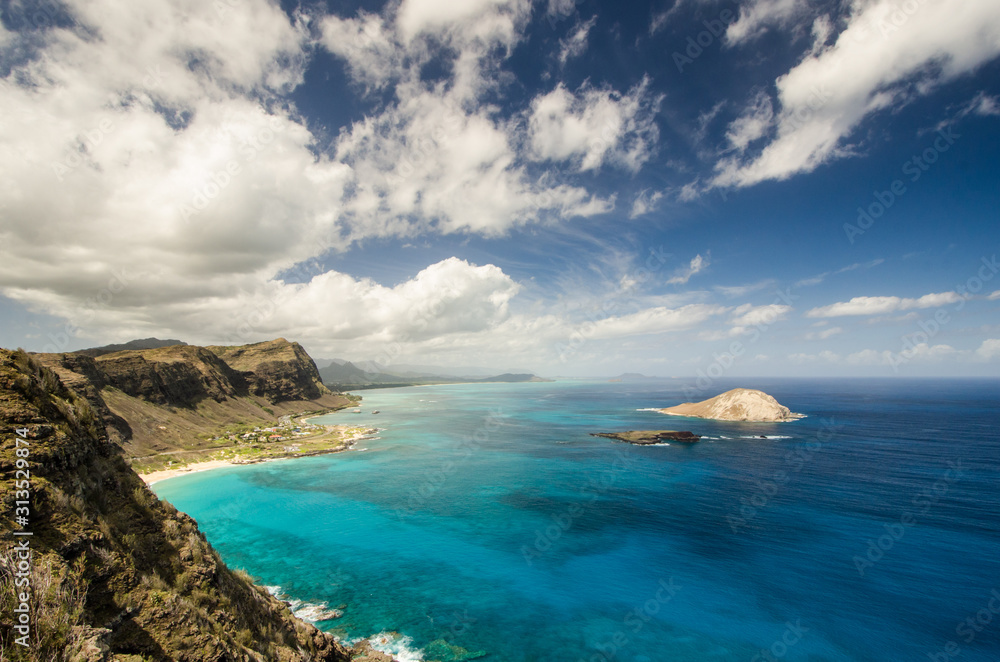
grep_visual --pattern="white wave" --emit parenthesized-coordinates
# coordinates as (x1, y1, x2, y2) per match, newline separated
(699, 434, 792, 440)
(265, 585, 342, 622)
(635, 407, 662, 411)
(293, 602, 343, 622)
(367, 631, 425, 662)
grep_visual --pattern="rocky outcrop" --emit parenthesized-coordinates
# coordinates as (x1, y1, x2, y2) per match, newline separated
(207, 339, 330, 403)
(591, 430, 701, 445)
(659, 388, 804, 422)
(0, 349, 360, 661)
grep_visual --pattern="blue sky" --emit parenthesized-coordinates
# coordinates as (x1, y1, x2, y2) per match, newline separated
(0, 0, 998, 377)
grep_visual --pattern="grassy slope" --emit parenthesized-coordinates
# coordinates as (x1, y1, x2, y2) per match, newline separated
(101, 388, 352, 463)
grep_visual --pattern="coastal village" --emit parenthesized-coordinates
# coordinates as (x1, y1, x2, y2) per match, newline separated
(137, 412, 380, 483)
(213, 414, 327, 452)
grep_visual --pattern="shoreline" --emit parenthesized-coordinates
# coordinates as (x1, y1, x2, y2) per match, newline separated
(140, 443, 361, 486)
(141, 458, 245, 486)
(141, 418, 377, 486)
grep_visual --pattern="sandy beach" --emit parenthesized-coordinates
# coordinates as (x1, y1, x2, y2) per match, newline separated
(139, 423, 378, 486)
(140, 458, 244, 486)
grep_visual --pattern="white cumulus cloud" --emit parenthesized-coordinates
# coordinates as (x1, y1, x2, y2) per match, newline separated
(807, 292, 962, 317)
(528, 78, 662, 172)
(713, 0, 1000, 188)
(976, 338, 1000, 360)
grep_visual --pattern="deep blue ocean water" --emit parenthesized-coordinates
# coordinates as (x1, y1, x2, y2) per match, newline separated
(153, 379, 1000, 662)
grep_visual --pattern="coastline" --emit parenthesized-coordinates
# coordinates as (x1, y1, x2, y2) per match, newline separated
(140, 420, 377, 486)
(141, 458, 245, 486)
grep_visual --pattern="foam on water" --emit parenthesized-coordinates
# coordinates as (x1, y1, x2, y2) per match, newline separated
(266, 585, 343, 622)
(363, 632, 425, 662)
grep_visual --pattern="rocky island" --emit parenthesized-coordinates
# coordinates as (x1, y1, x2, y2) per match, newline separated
(591, 430, 701, 445)
(659, 388, 804, 422)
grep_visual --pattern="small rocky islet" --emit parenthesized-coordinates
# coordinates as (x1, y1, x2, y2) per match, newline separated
(658, 388, 804, 422)
(591, 430, 701, 445)
(594, 389, 802, 446)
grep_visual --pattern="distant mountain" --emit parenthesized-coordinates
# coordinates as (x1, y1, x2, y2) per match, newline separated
(610, 372, 660, 381)
(74, 337, 187, 357)
(311, 357, 339, 369)
(318, 360, 381, 385)
(385, 363, 533, 378)
(476, 373, 553, 383)
(318, 360, 551, 388)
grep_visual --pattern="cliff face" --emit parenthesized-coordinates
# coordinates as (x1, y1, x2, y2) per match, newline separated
(0, 349, 356, 661)
(35, 353, 133, 446)
(92, 346, 245, 407)
(207, 339, 330, 403)
(36, 339, 329, 408)
(32, 339, 350, 465)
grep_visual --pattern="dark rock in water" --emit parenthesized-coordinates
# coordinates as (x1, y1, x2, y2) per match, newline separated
(591, 430, 700, 445)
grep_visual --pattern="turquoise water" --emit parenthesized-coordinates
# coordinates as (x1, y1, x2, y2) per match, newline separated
(153, 379, 1000, 661)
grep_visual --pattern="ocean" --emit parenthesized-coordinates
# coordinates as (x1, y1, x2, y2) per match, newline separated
(152, 378, 1000, 662)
